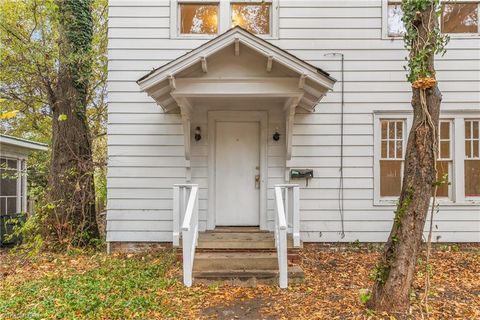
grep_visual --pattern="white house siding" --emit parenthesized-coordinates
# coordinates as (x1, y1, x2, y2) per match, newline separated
(107, 0, 480, 243)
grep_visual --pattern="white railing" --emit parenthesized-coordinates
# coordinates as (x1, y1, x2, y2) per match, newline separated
(173, 184, 199, 287)
(274, 184, 300, 288)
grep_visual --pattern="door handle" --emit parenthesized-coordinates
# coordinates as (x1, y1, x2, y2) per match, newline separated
(255, 174, 260, 189)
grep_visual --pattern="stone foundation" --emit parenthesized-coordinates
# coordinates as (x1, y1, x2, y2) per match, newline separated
(108, 242, 173, 254)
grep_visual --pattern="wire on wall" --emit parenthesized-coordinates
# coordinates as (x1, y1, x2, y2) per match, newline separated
(324, 52, 345, 239)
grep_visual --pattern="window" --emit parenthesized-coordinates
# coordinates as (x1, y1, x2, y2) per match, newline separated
(384, 1, 480, 37)
(172, 1, 278, 38)
(465, 119, 480, 197)
(442, 2, 479, 33)
(179, 3, 219, 35)
(0, 158, 26, 215)
(387, 2, 406, 37)
(380, 120, 405, 197)
(436, 120, 453, 198)
(231, 3, 271, 35)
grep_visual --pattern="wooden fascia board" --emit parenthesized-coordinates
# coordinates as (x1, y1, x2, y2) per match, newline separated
(138, 29, 335, 92)
(170, 77, 304, 97)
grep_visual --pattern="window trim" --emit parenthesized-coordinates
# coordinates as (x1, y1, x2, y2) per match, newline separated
(463, 118, 480, 200)
(170, 0, 279, 39)
(382, 0, 480, 40)
(0, 156, 27, 215)
(374, 110, 480, 206)
(374, 114, 411, 204)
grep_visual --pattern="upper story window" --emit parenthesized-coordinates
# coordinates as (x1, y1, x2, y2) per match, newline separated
(442, 2, 479, 33)
(231, 3, 270, 35)
(180, 3, 219, 35)
(172, 1, 278, 38)
(384, 1, 480, 38)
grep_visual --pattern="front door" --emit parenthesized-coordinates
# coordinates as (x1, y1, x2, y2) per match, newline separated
(215, 121, 260, 226)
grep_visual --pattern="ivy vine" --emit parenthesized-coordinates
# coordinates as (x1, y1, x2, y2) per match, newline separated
(401, 0, 449, 86)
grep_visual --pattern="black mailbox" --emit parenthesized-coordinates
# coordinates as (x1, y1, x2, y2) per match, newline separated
(290, 169, 314, 186)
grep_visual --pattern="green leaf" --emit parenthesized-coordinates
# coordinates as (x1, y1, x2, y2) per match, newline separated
(58, 114, 67, 121)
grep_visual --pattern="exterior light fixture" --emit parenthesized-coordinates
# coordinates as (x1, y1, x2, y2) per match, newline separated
(194, 126, 202, 141)
(273, 131, 280, 141)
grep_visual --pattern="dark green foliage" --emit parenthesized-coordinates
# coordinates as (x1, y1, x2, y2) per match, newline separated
(401, 0, 449, 83)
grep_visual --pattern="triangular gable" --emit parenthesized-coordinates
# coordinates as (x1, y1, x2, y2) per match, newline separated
(137, 27, 336, 113)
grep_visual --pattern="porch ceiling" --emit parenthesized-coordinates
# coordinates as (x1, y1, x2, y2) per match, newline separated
(137, 27, 336, 114)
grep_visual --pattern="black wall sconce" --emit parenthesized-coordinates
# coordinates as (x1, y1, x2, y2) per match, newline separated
(194, 126, 202, 141)
(273, 131, 280, 141)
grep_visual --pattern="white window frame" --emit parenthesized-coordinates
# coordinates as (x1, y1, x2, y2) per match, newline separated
(374, 112, 412, 204)
(382, 0, 480, 40)
(374, 110, 480, 206)
(0, 157, 27, 215)
(436, 119, 454, 201)
(463, 118, 480, 201)
(170, 0, 279, 39)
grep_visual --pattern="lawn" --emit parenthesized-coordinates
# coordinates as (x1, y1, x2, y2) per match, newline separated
(1, 245, 478, 319)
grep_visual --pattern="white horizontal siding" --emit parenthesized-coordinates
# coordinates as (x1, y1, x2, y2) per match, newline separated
(107, 0, 480, 243)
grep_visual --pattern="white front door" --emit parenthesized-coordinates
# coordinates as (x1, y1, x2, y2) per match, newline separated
(215, 121, 260, 226)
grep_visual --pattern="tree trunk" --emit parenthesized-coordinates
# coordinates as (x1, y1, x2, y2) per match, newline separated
(48, 0, 99, 245)
(368, 3, 442, 314)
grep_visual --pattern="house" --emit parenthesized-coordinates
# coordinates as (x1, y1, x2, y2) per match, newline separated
(0, 134, 48, 246)
(106, 1, 480, 286)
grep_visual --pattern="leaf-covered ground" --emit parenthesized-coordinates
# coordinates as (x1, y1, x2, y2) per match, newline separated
(0, 244, 478, 319)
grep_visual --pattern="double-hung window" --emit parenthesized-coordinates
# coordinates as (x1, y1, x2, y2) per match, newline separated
(0, 157, 27, 215)
(436, 120, 453, 198)
(173, 1, 277, 38)
(464, 119, 480, 197)
(380, 119, 405, 198)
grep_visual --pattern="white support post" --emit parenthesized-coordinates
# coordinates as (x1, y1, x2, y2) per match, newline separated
(278, 228, 288, 288)
(292, 186, 300, 247)
(172, 186, 180, 246)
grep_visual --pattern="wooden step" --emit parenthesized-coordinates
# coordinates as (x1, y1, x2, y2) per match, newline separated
(195, 231, 300, 250)
(193, 265, 305, 285)
(193, 252, 278, 271)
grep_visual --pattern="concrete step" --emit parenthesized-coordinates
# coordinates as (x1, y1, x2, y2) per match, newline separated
(193, 252, 278, 271)
(193, 265, 305, 285)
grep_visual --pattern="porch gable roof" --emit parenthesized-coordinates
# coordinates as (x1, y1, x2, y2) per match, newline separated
(137, 27, 336, 113)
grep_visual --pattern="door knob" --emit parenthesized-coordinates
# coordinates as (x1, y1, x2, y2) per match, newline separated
(255, 174, 260, 189)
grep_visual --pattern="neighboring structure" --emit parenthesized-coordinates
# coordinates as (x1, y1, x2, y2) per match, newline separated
(107, 0, 480, 251)
(0, 134, 48, 245)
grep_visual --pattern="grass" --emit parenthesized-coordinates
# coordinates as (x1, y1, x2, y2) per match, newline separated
(0, 251, 182, 319)
(1, 245, 478, 319)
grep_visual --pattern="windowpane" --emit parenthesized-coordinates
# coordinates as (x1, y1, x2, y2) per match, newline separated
(465, 160, 480, 196)
(231, 3, 270, 34)
(388, 141, 395, 158)
(396, 121, 403, 139)
(396, 141, 403, 158)
(466, 140, 472, 158)
(465, 120, 471, 138)
(387, 4, 406, 36)
(442, 3, 479, 33)
(180, 4, 218, 34)
(381, 141, 388, 158)
(440, 141, 450, 159)
(436, 161, 450, 197)
(474, 140, 479, 158)
(440, 121, 450, 140)
(380, 160, 402, 197)
(389, 122, 395, 139)
(474, 121, 479, 139)
(381, 121, 388, 139)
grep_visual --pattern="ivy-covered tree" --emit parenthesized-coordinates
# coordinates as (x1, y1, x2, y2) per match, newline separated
(368, 0, 449, 314)
(0, 0, 107, 247)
